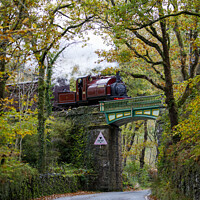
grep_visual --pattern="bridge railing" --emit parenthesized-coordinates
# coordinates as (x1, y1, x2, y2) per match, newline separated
(100, 95, 163, 112)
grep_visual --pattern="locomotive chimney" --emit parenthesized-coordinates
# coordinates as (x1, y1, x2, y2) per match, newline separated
(116, 71, 121, 83)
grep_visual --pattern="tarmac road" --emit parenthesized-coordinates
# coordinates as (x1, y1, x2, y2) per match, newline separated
(54, 189, 151, 200)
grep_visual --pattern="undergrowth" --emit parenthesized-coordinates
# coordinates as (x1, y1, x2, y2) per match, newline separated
(122, 161, 151, 190)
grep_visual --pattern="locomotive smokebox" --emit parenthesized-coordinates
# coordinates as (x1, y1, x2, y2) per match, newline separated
(111, 71, 127, 97)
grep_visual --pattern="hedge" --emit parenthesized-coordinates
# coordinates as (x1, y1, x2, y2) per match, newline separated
(0, 173, 92, 200)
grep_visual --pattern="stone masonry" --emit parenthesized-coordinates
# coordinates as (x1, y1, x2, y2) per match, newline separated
(67, 106, 123, 191)
(89, 125, 123, 191)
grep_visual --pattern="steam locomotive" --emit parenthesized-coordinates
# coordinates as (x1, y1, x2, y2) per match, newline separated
(6, 72, 128, 110)
(53, 71, 128, 108)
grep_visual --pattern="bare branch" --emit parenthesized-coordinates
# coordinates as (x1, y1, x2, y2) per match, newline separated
(190, 47, 200, 78)
(125, 41, 164, 73)
(146, 26, 163, 43)
(124, 71, 165, 91)
(54, 24, 64, 30)
(128, 11, 200, 31)
(177, 84, 190, 107)
(11, 0, 26, 30)
(57, 11, 71, 19)
(132, 31, 164, 58)
(173, 23, 189, 80)
(40, 15, 94, 63)
(190, 31, 199, 78)
(53, 3, 73, 14)
(49, 46, 66, 65)
(60, 15, 94, 37)
(151, 64, 165, 81)
(126, 122, 144, 152)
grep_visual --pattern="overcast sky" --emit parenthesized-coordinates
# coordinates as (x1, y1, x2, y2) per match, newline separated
(52, 32, 118, 79)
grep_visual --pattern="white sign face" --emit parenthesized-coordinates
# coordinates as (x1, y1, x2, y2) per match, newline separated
(94, 132, 107, 145)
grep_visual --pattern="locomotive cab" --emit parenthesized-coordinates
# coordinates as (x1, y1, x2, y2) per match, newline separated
(76, 76, 90, 103)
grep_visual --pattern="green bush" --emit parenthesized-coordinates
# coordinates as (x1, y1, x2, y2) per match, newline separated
(22, 116, 95, 171)
(22, 134, 39, 167)
(123, 161, 151, 189)
(0, 158, 38, 200)
(1, 171, 91, 200)
(151, 178, 192, 200)
(151, 160, 200, 200)
(0, 161, 94, 200)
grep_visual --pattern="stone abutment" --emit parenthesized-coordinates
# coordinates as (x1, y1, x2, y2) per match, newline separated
(67, 106, 123, 191)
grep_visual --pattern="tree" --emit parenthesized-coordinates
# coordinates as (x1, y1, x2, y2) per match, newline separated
(139, 120, 148, 169)
(0, 0, 40, 171)
(87, 0, 199, 141)
(22, 0, 93, 172)
(0, 96, 37, 165)
(0, 0, 94, 172)
(0, 0, 38, 101)
(122, 121, 143, 167)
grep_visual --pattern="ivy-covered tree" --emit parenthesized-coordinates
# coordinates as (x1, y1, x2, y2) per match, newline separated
(1, 0, 94, 172)
(87, 0, 199, 141)
(22, 0, 93, 172)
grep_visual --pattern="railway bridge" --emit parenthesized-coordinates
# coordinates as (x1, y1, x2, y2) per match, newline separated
(99, 95, 164, 125)
(67, 95, 164, 191)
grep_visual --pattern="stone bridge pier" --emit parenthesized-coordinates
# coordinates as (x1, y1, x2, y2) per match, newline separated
(89, 125, 122, 191)
(67, 106, 123, 191)
(66, 95, 163, 191)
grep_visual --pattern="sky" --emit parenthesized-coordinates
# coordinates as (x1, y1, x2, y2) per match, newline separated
(52, 32, 118, 79)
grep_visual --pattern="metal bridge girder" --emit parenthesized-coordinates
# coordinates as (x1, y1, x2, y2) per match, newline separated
(100, 95, 164, 126)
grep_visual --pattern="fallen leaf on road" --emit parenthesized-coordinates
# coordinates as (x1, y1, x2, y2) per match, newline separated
(33, 191, 98, 200)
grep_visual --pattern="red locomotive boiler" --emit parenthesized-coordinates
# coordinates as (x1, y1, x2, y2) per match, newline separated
(55, 72, 128, 108)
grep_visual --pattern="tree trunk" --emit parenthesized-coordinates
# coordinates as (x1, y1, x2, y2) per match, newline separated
(45, 62, 52, 117)
(123, 122, 143, 167)
(160, 20, 179, 141)
(139, 120, 148, 169)
(0, 78, 6, 100)
(0, 44, 7, 100)
(37, 64, 46, 173)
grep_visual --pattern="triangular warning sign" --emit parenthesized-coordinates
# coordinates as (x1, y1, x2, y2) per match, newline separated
(94, 132, 107, 145)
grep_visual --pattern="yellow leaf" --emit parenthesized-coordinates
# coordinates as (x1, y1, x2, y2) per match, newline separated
(33, 23, 37, 28)
(22, 18, 29, 24)
(8, 36, 14, 42)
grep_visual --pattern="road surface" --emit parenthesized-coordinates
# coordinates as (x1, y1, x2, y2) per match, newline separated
(54, 189, 151, 200)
